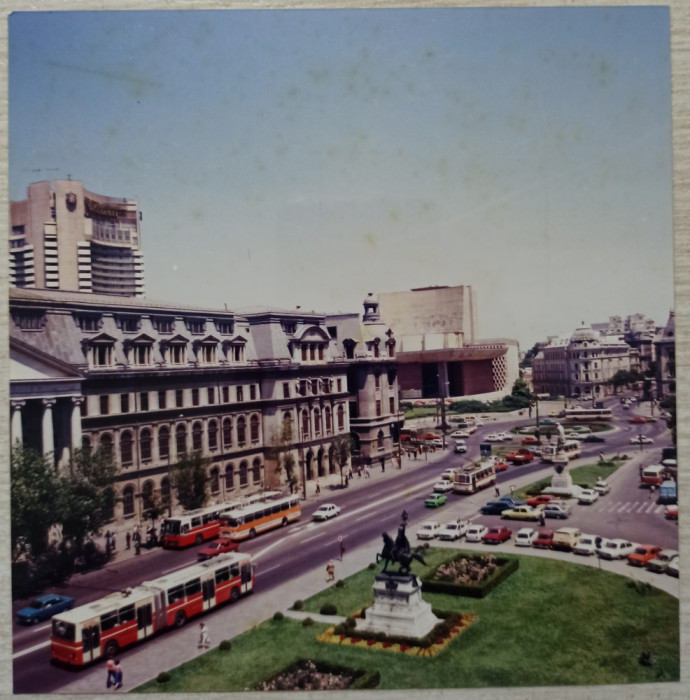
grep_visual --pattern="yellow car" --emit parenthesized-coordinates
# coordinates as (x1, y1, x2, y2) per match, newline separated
(500, 505, 544, 521)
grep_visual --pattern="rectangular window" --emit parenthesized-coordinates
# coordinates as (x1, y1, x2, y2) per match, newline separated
(236, 386, 243, 402)
(283, 382, 290, 399)
(389, 397, 395, 414)
(176, 389, 184, 408)
(140, 392, 149, 411)
(337, 378, 342, 392)
(186, 319, 204, 334)
(376, 400, 382, 417)
(207, 387, 215, 404)
(158, 390, 167, 409)
(216, 320, 233, 335)
(375, 374, 380, 390)
(77, 315, 100, 332)
(311, 379, 319, 395)
(120, 317, 138, 333)
(249, 385, 256, 401)
(121, 394, 130, 413)
(100, 395, 109, 415)
(310, 346, 315, 361)
(222, 386, 229, 403)
(192, 388, 199, 406)
(318, 346, 324, 360)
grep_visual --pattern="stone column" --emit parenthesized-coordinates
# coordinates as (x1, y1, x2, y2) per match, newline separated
(71, 396, 84, 452)
(10, 400, 25, 447)
(41, 399, 56, 458)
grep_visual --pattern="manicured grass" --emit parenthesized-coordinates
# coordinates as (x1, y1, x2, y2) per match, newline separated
(517, 461, 623, 497)
(133, 549, 679, 692)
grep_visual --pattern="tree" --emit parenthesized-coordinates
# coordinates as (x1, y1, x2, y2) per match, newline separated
(331, 434, 353, 486)
(265, 420, 299, 493)
(511, 378, 535, 402)
(11, 444, 62, 562)
(171, 451, 210, 511)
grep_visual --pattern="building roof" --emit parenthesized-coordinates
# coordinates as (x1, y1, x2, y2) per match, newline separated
(396, 346, 507, 363)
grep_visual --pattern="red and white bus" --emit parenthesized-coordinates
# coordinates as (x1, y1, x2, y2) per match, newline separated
(453, 461, 497, 495)
(50, 552, 254, 666)
(219, 494, 301, 541)
(541, 440, 582, 464)
(640, 465, 665, 487)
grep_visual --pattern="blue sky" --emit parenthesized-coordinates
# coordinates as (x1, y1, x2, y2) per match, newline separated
(9, 7, 673, 348)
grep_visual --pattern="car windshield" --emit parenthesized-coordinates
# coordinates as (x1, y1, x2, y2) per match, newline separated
(29, 599, 44, 608)
(634, 548, 647, 555)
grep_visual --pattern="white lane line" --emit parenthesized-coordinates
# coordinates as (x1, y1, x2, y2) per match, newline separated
(301, 534, 321, 544)
(13, 640, 50, 659)
(257, 564, 282, 576)
(163, 561, 198, 575)
(616, 503, 629, 513)
(252, 538, 286, 561)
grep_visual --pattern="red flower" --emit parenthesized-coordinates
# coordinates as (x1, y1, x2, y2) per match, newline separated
(367, 639, 377, 646)
(400, 645, 409, 652)
(382, 642, 392, 648)
(351, 638, 361, 644)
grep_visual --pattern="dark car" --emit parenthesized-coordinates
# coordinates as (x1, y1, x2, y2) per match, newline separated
(17, 594, 75, 625)
(581, 434, 605, 443)
(482, 526, 512, 544)
(481, 501, 513, 516)
(497, 497, 526, 507)
(197, 538, 239, 561)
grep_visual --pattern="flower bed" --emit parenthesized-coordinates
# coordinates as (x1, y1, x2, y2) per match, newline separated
(421, 553, 518, 598)
(317, 610, 476, 657)
(254, 659, 379, 691)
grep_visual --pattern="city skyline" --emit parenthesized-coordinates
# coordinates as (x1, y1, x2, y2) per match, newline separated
(9, 7, 674, 348)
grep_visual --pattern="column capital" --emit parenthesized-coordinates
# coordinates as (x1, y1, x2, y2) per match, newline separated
(71, 395, 85, 406)
(42, 398, 57, 409)
(11, 400, 26, 411)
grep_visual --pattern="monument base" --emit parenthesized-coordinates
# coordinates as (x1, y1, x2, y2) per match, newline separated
(356, 574, 440, 639)
(543, 468, 582, 497)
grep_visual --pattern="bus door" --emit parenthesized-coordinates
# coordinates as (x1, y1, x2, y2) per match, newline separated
(136, 602, 153, 640)
(81, 620, 100, 663)
(151, 589, 167, 632)
(240, 561, 253, 592)
(202, 575, 216, 610)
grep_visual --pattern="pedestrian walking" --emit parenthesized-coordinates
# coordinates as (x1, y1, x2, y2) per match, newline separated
(649, 484, 657, 500)
(198, 622, 211, 649)
(401, 509, 408, 524)
(494, 486, 500, 498)
(598, 452, 605, 464)
(539, 512, 545, 528)
(326, 559, 335, 582)
(380, 458, 385, 472)
(315, 480, 321, 494)
(126, 532, 131, 550)
(106, 658, 116, 689)
(112, 660, 123, 690)
(338, 536, 345, 561)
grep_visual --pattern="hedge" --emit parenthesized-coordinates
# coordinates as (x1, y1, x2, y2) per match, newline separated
(421, 554, 519, 598)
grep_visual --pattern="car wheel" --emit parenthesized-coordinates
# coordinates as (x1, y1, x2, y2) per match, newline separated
(281, 517, 288, 527)
(196, 534, 203, 545)
(249, 528, 256, 539)
(174, 610, 187, 628)
(230, 587, 240, 603)
(104, 640, 119, 659)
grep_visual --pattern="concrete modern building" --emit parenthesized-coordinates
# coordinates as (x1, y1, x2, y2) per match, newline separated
(10, 180, 145, 297)
(375, 286, 519, 401)
(654, 310, 676, 398)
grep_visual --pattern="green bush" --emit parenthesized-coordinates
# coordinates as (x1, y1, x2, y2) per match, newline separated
(302, 617, 314, 627)
(156, 672, 171, 684)
(273, 611, 284, 621)
(421, 555, 519, 598)
(335, 579, 345, 588)
(368, 562, 376, 570)
(320, 603, 338, 615)
(219, 640, 232, 651)
(344, 617, 357, 630)
(292, 599, 304, 610)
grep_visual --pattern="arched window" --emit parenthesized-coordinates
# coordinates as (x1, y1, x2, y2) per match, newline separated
(223, 418, 233, 449)
(337, 405, 345, 430)
(192, 421, 203, 451)
(239, 461, 248, 487)
(302, 409, 310, 438)
(100, 433, 113, 459)
(237, 416, 246, 446)
(225, 463, 234, 490)
(252, 457, 261, 483)
(208, 420, 218, 451)
(313, 408, 321, 436)
(282, 412, 293, 441)
(81, 435, 92, 452)
(377, 429, 385, 450)
(176, 424, 187, 455)
(250, 414, 260, 443)
(120, 431, 133, 466)
(140, 428, 152, 463)
(158, 426, 170, 460)
(160, 477, 171, 507)
(210, 467, 220, 494)
(142, 480, 155, 514)
(324, 407, 332, 435)
(122, 485, 135, 517)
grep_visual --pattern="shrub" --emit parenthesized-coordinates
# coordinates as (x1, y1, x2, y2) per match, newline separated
(360, 607, 366, 619)
(422, 554, 519, 598)
(335, 579, 345, 588)
(344, 617, 357, 630)
(156, 672, 171, 683)
(320, 603, 338, 615)
(368, 562, 376, 570)
(273, 611, 284, 621)
(293, 599, 304, 610)
(302, 617, 314, 627)
(219, 640, 232, 651)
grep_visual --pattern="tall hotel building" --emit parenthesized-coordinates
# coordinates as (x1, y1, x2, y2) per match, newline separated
(10, 180, 145, 297)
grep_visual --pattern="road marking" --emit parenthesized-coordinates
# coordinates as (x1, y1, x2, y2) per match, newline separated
(163, 561, 198, 575)
(300, 534, 321, 544)
(257, 564, 281, 576)
(252, 537, 290, 561)
(12, 640, 49, 660)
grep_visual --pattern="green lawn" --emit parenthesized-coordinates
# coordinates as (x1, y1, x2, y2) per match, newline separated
(516, 460, 623, 497)
(133, 549, 679, 692)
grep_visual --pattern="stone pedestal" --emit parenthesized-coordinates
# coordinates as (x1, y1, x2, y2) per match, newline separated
(544, 467, 579, 497)
(356, 574, 440, 639)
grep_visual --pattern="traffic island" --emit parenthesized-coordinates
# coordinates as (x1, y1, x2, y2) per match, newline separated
(421, 553, 519, 598)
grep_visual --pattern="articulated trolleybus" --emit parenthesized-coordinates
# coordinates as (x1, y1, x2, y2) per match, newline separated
(51, 552, 254, 666)
(219, 493, 301, 540)
(453, 461, 497, 495)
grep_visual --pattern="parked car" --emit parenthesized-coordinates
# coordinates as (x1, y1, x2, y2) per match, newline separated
(521, 436, 539, 445)
(666, 557, 679, 578)
(593, 480, 611, 495)
(551, 527, 581, 551)
(630, 435, 654, 445)
(540, 419, 556, 425)
(482, 526, 512, 544)
(481, 501, 513, 516)
(197, 538, 240, 560)
(582, 434, 605, 443)
(450, 430, 470, 439)
(533, 530, 554, 549)
(501, 505, 544, 521)
(17, 594, 75, 625)
(416, 521, 441, 540)
(577, 489, 599, 505)
(438, 519, 470, 541)
(629, 416, 648, 424)
(646, 549, 679, 573)
(464, 524, 488, 542)
(543, 503, 571, 519)
(665, 504, 679, 520)
(598, 538, 635, 560)
(432, 480, 454, 493)
(525, 494, 554, 507)
(498, 496, 526, 507)
(484, 433, 502, 442)
(440, 468, 456, 481)
(454, 441, 467, 454)
(506, 449, 535, 464)
(496, 432, 513, 441)
(424, 492, 447, 508)
(515, 527, 537, 547)
(627, 545, 663, 567)
(312, 503, 341, 521)
(493, 458, 509, 471)
(573, 534, 600, 556)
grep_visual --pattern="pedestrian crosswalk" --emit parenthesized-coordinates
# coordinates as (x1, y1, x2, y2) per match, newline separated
(591, 500, 666, 515)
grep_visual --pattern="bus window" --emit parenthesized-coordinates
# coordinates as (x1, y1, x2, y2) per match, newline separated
(52, 619, 75, 642)
(215, 566, 230, 584)
(168, 585, 185, 604)
(185, 578, 201, 597)
(166, 520, 181, 535)
(119, 604, 135, 624)
(100, 610, 118, 632)
(230, 563, 240, 578)
(191, 517, 201, 529)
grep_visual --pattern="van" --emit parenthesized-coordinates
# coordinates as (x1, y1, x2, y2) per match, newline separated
(640, 465, 664, 487)
(551, 527, 581, 551)
(658, 480, 677, 504)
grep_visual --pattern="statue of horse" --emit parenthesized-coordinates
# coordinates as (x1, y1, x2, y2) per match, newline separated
(376, 531, 428, 575)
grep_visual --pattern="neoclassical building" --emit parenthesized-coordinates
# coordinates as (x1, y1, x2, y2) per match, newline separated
(9, 287, 399, 524)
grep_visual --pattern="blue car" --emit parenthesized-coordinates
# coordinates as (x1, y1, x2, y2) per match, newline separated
(16, 594, 75, 625)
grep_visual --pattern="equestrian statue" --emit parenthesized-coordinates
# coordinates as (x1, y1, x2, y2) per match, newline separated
(376, 521, 427, 575)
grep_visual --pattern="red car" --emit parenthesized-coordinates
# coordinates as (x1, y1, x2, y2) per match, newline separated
(526, 494, 554, 507)
(627, 545, 663, 567)
(495, 460, 508, 471)
(629, 416, 648, 424)
(197, 538, 239, 560)
(506, 448, 535, 464)
(482, 526, 512, 544)
(521, 436, 539, 445)
(417, 433, 440, 441)
(533, 530, 554, 549)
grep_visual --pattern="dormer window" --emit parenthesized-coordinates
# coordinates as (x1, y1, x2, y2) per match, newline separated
(161, 336, 188, 365)
(282, 321, 297, 334)
(153, 316, 174, 334)
(223, 339, 246, 363)
(124, 335, 155, 367)
(117, 316, 140, 333)
(83, 333, 116, 368)
(75, 314, 101, 332)
(186, 318, 205, 334)
(215, 320, 234, 335)
(194, 336, 219, 365)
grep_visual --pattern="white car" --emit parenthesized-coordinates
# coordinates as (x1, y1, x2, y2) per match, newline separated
(454, 441, 467, 454)
(598, 538, 635, 560)
(484, 433, 502, 442)
(630, 435, 654, 445)
(515, 527, 537, 547)
(312, 504, 341, 521)
(438, 520, 470, 541)
(594, 480, 611, 495)
(430, 438, 444, 448)
(450, 430, 470, 439)
(573, 534, 599, 556)
(565, 432, 584, 441)
(432, 480, 454, 493)
(440, 468, 456, 481)
(497, 432, 513, 442)
(416, 521, 441, 540)
(465, 524, 488, 542)
(578, 489, 599, 505)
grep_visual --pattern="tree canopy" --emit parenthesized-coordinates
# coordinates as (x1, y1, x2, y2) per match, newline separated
(171, 451, 210, 511)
